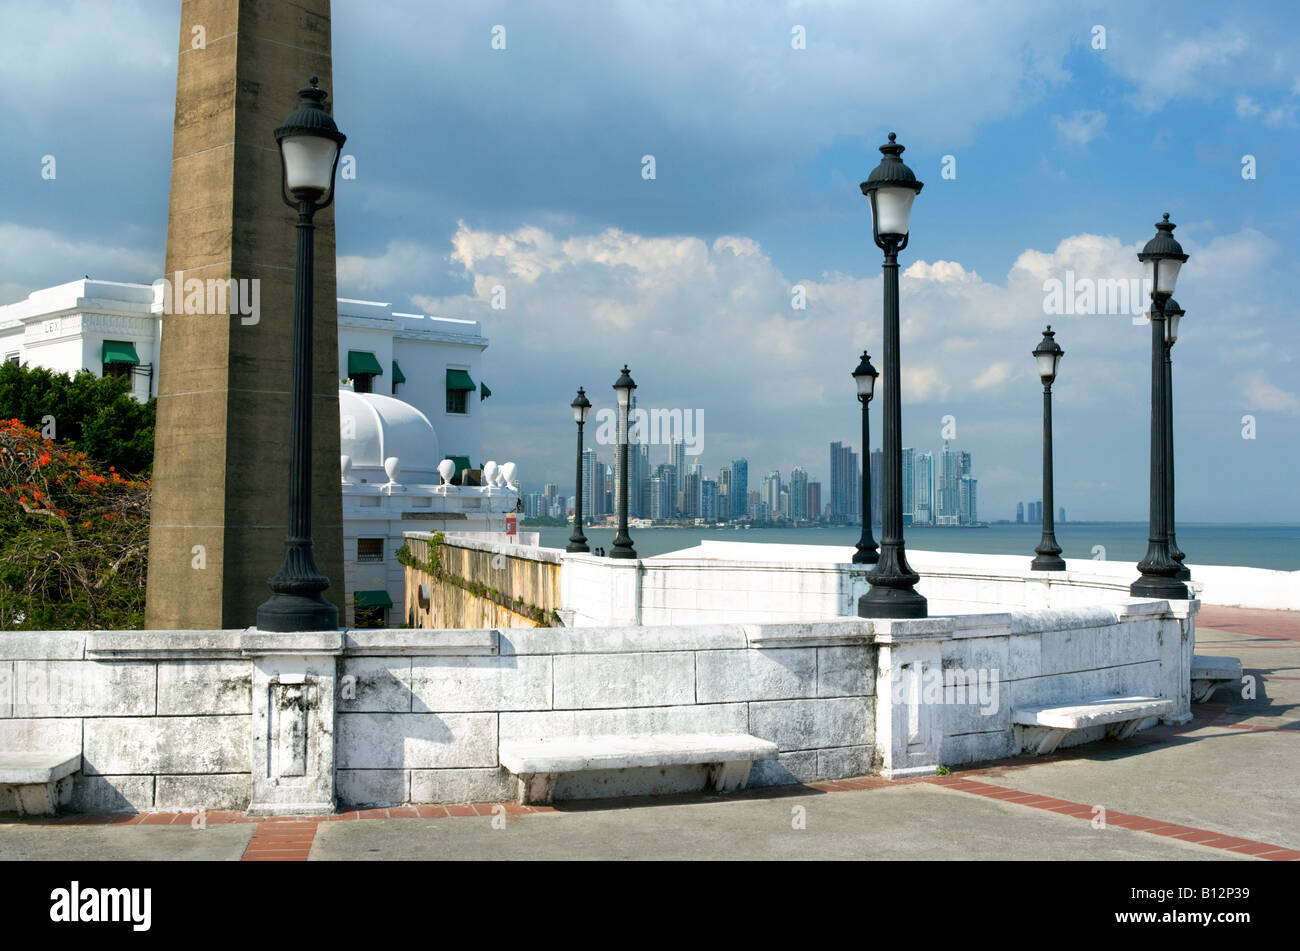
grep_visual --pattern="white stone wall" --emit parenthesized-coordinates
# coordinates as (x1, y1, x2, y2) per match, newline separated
(334, 623, 876, 805)
(0, 600, 1196, 812)
(0, 632, 252, 812)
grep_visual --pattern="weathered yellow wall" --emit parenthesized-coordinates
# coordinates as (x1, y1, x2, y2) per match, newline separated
(404, 535, 562, 629)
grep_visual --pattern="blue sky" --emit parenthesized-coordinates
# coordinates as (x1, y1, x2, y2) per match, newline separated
(2, 1, 1298, 522)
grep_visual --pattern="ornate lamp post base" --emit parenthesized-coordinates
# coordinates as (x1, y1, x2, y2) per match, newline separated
(1031, 548, 1066, 572)
(858, 583, 927, 619)
(256, 591, 339, 633)
(1129, 570, 1188, 601)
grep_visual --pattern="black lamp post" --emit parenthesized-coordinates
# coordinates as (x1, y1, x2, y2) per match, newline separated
(852, 351, 879, 564)
(1130, 214, 1189, 601)
(567, 388, 592, 553)
(256, 77, 346, 633)
(858, 133, 926, 618)
(609, 365, 638, 559)
(1163, 298, 1189, 581)
(1031, 326, 1066, 571)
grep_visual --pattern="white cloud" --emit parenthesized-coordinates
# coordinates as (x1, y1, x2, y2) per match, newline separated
(1052, 110, 1107, 146)
(1237, 371, 1300, 415)
(1235, 94, 1263, 118)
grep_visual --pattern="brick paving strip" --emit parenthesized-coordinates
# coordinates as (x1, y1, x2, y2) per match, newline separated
(919, 775, 1300, 861)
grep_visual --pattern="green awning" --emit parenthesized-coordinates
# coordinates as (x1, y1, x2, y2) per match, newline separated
(446, 455, 471, 481)
(354, 589, 393, 608)
(480, 382, 492, 401)
(348, 351, 384, 377)
(102, 341, 139, 366)
(446, 368, 476, 391)
(391, 360, 406, 384)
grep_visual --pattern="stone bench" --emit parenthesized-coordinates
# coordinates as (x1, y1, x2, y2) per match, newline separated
(498, 733, 779, 805)
(1191, 655, 1243, 703)
(1012, 697, 1173, 755)
(0, 752, 81, 816)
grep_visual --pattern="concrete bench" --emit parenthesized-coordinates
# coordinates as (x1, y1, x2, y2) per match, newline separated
(1191, 655, 1243, 703)
(498, 733, 779, 805)
(1012, 697, 1173, 755)
(0, 752, 81, 816)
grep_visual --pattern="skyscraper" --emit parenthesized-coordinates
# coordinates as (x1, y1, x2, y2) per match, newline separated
(938, 442, 960, 524)
(870, 449, 882, 526)
(1016, 501, 1024, 524)
(789, 466, 809, 522)
(718, 465, 732, 523)
(829, 441, 859, 523)
(701, 479, 718, 520)
(959, 475, 978, 526)
(581, 448, 600, 522)
(913, 451, 934, 525)
(807, 482, 822, 522)
(731, 459, 749, 520)
(901, 448, 914, 527)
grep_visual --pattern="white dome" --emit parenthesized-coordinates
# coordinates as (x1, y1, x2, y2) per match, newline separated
(339, 389, 441, 480)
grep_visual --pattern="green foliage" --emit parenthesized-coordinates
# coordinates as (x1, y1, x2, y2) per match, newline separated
(935, 765, 952, 776)
(0, 362, 155, 477)
(0, 419, 150, 630)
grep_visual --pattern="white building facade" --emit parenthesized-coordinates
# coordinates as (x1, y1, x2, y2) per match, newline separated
(0, 279, 520, 627)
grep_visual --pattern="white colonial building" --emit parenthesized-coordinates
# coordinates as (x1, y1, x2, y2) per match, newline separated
(0, 280, 161, 401)
(0, 279, 521, 628)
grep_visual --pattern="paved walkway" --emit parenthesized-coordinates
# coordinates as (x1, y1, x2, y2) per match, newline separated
(2, 607, 1296, 861)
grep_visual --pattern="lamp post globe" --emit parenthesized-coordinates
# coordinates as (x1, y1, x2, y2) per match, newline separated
(567, 388, 592, 553)
(1131, 214, 1189, 600)
(256, 78, 347, 633)
(858, 133, 926, 618)
(1030, 326, 1066, 571)
(609, 366, 638, 559)
(852, 351, 879, 565)
(1162, 298, 1189, 581)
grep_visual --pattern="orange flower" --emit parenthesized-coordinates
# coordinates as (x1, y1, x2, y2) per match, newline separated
(37, 452, 51, 466)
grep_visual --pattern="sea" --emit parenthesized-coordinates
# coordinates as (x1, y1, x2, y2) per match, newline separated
(533, 522, 1300, 571)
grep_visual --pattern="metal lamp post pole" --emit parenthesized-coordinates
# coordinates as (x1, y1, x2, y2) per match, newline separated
(853, 351, 879, 564)
(257, 198, 337, 631)
(1031, 334, 1065, 570)
(610, 366, 637, 559)
(1164, 301, 1189, 581)
(1131, 216, 1188, 600)
(568, 428, 589, 554)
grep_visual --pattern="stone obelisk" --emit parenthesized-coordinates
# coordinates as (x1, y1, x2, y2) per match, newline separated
(145, 0, 344, 629)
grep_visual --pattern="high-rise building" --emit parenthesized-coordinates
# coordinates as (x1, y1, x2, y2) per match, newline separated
(581, 448, 600, 522)
(789, 466, 809, 522)
(731, 459, 749, 520)
(807, 482, 822, 522)
(1016, 501, 1024, 524)
(762, 470, 782, 518)
(657, 463, 678, 520)
(718, 465, 732, 522)
(682, 464, 703, 518)
(958, 450, 972, 478)
(913, 451, 934, 525)
(937, 442, 960, 524)
(1059, 506, 1066, 524)
(671, 438, 687, 516)
(901, 448, 914, 527)
(870, 449, 882, 526)
(959, 475, 978, 526)
(701, 479, 718, 520)
(829, 441, 859, 523)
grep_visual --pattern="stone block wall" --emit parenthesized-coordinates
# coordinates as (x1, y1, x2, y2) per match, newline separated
(334, 623, 876, 805)
(0, 600, 1196, 812)
(0, 631, 252, 812)
(404, 533, 562, 629)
